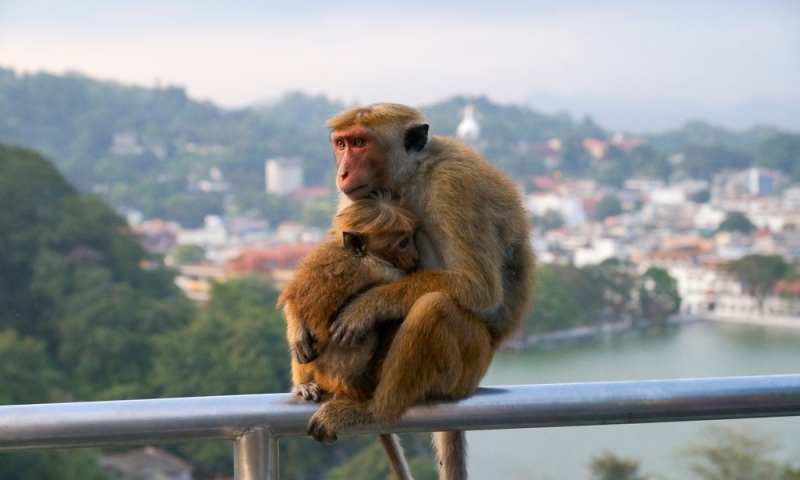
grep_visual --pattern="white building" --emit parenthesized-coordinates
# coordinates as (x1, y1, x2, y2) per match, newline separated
(782, 187, 800, 210)
(693, 204, 726, 231)
(526, 193, 587, 228)
(176, 215, 228, 248)
(266, 157, 303, 196)
(747, 197, 785, 231)
(573, 237, 619, 267)
(456, 104, 480, 143)
(649, 187, 685, 206)
(666, 263, 720, 315)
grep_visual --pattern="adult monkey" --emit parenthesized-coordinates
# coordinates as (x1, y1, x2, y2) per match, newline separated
(307, 103, 536, 480)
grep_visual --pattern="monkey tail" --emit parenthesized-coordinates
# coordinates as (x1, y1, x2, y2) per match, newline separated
(379, 433, 414, 480)
(434, 430, 467, 480)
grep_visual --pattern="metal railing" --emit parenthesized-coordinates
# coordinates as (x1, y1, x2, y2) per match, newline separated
(1, 374, 800, 479)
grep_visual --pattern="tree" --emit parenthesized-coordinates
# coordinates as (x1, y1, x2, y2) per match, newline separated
(678, 426, 784, 480)
(676, 144, 753, 181)
(302, 200, 336, 229)
(757, 132, 800, 181)
(56, 266, 191, 400)
(633, 267, 680, 329)
(559, 136, 593, 176)
(159, 192, 224, 228)
(150, 277, 290, 476)
(592, 259, 636, 322)
(589, 451, 647, 480)
(717, 212, 756, 234)
(629, 145, 670, 181)
(526, 264, 606, 333)
(0, 143, 75, 338)
(0, 329, 60, 405)
(534, 209, 565, 231)
(325, 435, 437, 480)
(1, 142, 193, 401)
(171, 244, 206, 265)
(151, 277, 289, 398)
(593, 195, 624, 222)
(0, 449, 111, 480)
(691, 189, 711, 203)
(596, 145, 631, 188)
(724, 254, 789, 312)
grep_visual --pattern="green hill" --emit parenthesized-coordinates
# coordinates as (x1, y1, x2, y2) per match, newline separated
(2, 67, 798, 227)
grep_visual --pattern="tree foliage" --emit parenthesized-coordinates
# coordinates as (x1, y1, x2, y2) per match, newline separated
(325, 435, 437, 480)
(151, 277, 289, 398)
(0, 449, 111, 480)
(534, 209, 565, 231)
(593, 195, 624, 222)
(527, 264, 604, 333)
(633, 267, 681, 329)
(171, 244, 206, 265)
(724, 254, 790, 311)
(0, 142, 193, 471)
(589, 451, 647, 480)
(757, 132, 800, 181)
(0, 69, 344, 225)
(527, 261, 680, 335)
(717, 212, 756, 234)
(0, 329, 60, 405)
(678, 426, 785, 480)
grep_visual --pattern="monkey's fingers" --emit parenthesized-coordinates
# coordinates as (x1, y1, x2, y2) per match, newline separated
(329, 312, 371, 346)
(292, 342, 319, 364)
(291, 327, 319, 364)
(307, 415, 338, 444)
(329, 321, 365, 347)
(292, 383, 324, 402)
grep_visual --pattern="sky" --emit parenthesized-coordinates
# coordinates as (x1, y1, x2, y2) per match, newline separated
(1, 0, 799, 130)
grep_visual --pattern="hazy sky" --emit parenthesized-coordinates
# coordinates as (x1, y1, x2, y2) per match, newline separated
(1, 0, 799, 112)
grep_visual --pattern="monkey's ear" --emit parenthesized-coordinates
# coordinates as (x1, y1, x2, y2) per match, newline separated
(342, 231, 367, 256)
(404, 123, 429, 153)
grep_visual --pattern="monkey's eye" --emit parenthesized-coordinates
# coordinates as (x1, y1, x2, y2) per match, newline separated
(398, 238, 409, 249)
(353, 138, 366, 147)
(335, 139, 345, 149)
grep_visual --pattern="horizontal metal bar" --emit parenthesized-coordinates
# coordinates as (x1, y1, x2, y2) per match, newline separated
(1, 374, 799, 451)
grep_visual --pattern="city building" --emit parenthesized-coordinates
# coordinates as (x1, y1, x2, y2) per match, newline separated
(266, 156, 303, 196)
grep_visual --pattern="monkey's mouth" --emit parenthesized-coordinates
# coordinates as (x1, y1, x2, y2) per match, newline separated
(342, 183, 370, 197)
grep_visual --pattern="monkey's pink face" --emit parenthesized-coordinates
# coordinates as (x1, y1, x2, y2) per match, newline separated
(332, 126, 386, 200)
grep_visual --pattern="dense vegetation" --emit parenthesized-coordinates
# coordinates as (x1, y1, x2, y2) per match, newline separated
(528, 260, 680, 336)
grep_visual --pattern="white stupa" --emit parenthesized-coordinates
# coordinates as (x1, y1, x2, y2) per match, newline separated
(456, 104, 480, 143)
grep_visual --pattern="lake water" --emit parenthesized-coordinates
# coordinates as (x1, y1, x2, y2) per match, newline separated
(468, 321, 800, 479)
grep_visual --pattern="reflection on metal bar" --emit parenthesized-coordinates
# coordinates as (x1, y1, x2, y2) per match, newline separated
(1, 374, 799, 479)
(235, 428, 277, 480)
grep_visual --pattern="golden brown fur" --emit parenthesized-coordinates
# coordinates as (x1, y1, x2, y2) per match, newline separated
(307, 103, 537, 480)
(278, 191, 419, 480)
(279, 191, 419, 400)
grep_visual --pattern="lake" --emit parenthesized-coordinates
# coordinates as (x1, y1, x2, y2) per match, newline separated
(469, 321, 800, 479)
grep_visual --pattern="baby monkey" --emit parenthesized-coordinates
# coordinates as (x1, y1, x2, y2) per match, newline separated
(280, 189, 419, 400)
(278, 190, 419, 480)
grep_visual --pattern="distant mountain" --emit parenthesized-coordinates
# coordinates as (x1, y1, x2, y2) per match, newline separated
(524, 93, 800, 133)
(2, 67, 797, 225)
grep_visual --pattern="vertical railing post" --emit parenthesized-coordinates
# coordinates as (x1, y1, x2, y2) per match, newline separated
(234, 428, 278, 480)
